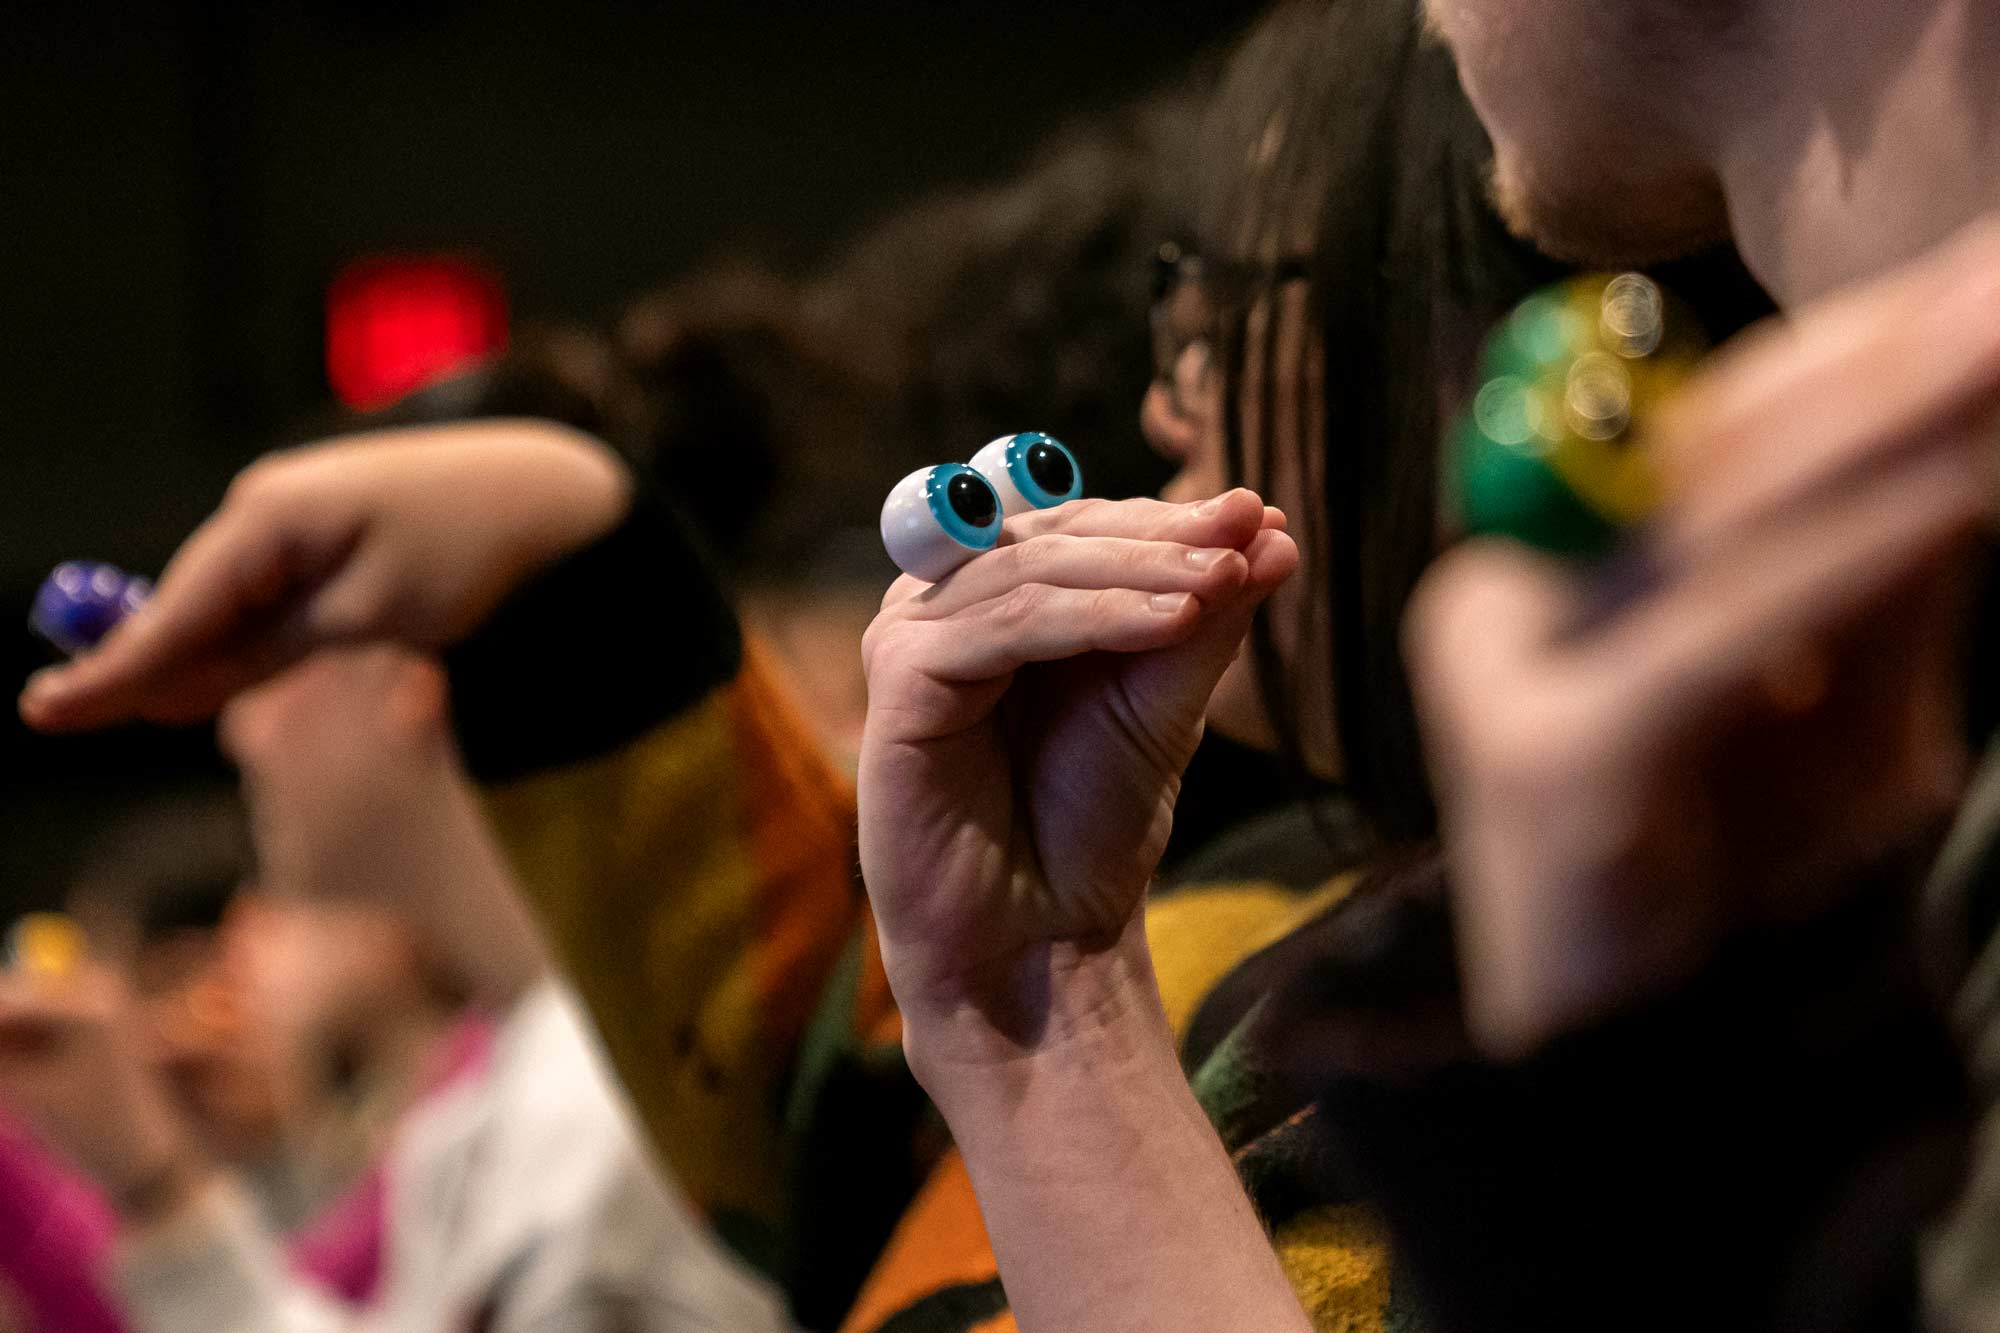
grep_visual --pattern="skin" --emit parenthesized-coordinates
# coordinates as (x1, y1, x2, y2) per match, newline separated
(1408, 0, 2000, 1049)
(12, 417, 1315, 1330)
(4, 643, 548, 1234)
(18, 17, 2000, 1308)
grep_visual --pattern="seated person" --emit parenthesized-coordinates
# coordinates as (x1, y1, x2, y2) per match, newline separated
(1, 648, 793, 1330)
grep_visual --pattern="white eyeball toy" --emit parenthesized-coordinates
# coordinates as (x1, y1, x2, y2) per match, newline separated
(880, 463, 1003, 582)
(968, 431, 1083, 516)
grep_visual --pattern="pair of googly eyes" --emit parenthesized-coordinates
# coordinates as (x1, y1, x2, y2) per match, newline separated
(881, 432, 1082, 581)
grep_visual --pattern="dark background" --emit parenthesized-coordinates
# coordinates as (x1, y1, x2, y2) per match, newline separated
(1, 0, 1263, 906)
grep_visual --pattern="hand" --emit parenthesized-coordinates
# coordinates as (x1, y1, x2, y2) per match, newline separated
(1406, 219, 2000, 1054)
(858, 489, 1296, 1076)
(0, 963, 207, 1215)
(221, 646, 457, 902)
(221, 646, 548, 1004)
(19, 420, 630, 732)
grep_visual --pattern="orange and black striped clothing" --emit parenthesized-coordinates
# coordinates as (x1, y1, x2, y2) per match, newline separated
(447, 501, 1989, 1332)
(442, 500, 1420, 1331)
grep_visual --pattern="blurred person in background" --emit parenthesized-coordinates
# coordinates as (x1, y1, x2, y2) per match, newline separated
(7, 4, 1760, 1331)
(0, 788, 457, 1332)
(0, 648, 793, 1329)
(369, 90, 1300, 857)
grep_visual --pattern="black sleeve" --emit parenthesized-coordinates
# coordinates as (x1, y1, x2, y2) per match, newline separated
(1295, 869, 1970, 1333)
(445, 491, 742, 784)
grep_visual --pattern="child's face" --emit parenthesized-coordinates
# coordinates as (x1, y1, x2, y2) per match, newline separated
(126, 921, 299, 1165)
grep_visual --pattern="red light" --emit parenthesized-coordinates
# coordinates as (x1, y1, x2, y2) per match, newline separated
(326, 256, 508, 410)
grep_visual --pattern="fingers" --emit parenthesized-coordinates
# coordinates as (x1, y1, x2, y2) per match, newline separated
(1660, 218, 2000, 544)
(869, 492, 1293, 680)
(881, 489, 1279, 611)
(1111, 527, 1302, 738)
(1404, 542, 1581, 754)
(902, 537, 1249, 620)
(1413, 427, 1986, 762)
(19, 499, 287, 731)
(1009, 488, 1272, 547)
(18, 481, 356, 733)
(0, 963, 116, 1032)
(864, 521, 1298, 749)
(1605, 429, 1987, 733)
(896, 587, 1216, 683)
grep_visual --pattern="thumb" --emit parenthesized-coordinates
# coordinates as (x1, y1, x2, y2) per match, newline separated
(1117, 526, 1301, 761)
(1403, 540, 1579, 748)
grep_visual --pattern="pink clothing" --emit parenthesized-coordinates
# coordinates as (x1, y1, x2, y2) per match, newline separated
(0, 1111, 121, 1333)
(285, 1014, 496, 1304)
(0, 1013, 494, 1331)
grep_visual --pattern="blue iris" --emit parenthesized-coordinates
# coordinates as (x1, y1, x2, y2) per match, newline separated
(1004, 433, 1083, 508)
(925, 464, 1002, 550)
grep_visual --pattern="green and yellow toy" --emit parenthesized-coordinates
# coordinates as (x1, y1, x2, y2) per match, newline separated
(1453, 271, 1708, 557)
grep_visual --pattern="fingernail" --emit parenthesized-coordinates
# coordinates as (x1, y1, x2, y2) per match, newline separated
(1150, 593, 1193, 614)
(1186, 548, 1225, 570)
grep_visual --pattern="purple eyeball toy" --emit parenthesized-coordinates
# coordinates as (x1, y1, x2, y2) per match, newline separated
(30, 561, 152, 657)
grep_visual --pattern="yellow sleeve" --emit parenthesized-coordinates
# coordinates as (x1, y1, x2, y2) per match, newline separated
(481, 638, 864, 1262)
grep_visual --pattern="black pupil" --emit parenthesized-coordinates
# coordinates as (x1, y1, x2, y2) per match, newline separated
(947, 473, 997, 528)
(1025, 442, 1074, 496)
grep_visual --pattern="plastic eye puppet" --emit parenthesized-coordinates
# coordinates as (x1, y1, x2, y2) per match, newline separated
(29, 561, 152, 656)
(881, 463, 1004, 582)
(968, 431, 1083, 516)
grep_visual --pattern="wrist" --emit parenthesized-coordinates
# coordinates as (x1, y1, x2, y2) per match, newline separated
(496, 422, 633, 573)
(899, 915, 1178, 1116)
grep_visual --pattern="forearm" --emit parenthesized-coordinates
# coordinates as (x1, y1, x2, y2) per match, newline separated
(906, 918, 1312, 1333)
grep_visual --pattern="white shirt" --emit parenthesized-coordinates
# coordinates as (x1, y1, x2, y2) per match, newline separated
(111, 982, 795, 1333)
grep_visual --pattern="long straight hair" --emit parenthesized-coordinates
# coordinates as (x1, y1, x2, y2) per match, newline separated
(1193, 0, 1769, 843)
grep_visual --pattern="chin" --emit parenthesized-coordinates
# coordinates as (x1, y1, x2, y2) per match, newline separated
(1489, 145, 1734, 269)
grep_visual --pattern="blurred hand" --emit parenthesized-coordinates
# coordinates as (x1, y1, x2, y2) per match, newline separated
(1406, 219, 2000, 1054)
(0, 963, 205, 1210)
(857, 490, 1296, 1077)
(19, 420, 630, 732)
(222, 646, 454, 901)
(221, 646, 548, 1004)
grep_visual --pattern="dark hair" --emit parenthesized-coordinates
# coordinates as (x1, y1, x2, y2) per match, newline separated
(808, 93, 1194, 515)
(65, 788, 252, 944)
(358, 96, 1193, 592)
(1196, 0, 1772, 842)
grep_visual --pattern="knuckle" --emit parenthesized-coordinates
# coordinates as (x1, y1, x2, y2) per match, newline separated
(994, 583, 1050, 627)
(1063, 497, 1109, 528)
(860, 615, 917, 680)
(1008, 535, 1061, 583)
(1403, 554, 1480, 666)
(225, 453, 300, 509)
(224, 460, 277, 507)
